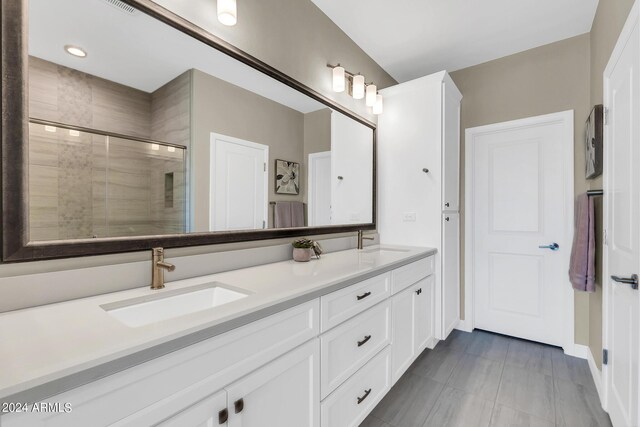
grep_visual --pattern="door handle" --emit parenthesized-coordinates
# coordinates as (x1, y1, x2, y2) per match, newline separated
(234, 398, 244, 414)
(538, 243, 559, 251)
(611, 274, 639, 290)
(356, 291, 371, 301)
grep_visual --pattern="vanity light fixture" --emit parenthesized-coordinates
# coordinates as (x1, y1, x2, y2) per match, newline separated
(373, 94, 384, 115)
(64, 45, 87, 58)
(332, 65, 345, 93)
(328, 63, 382, 113)
(365, 84, 377, 107)
(217, 0, 237, 26)
(44, 125, 57, 133)
(352, 74, 365, 99)
(151, 144, 160, 151)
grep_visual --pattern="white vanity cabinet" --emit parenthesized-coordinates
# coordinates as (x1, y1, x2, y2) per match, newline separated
(0, 254, 436, 427)
(390, 276, 435, 382)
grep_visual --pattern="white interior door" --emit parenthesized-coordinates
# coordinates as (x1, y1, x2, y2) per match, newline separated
(604, 4, 640, 425)
(467, 111, 573, 347)
(331, 112, 374, 224)
(308, 151, 332, 226)
(211, 133, 268, 231)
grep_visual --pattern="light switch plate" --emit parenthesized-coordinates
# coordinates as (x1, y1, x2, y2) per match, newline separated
(402, 212, 417, 222)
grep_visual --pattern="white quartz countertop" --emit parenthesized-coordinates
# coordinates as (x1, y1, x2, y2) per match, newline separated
(0, 245, 435, 404)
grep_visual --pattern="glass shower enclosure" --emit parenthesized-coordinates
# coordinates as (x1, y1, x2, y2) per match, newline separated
(28, 119, 187, 241)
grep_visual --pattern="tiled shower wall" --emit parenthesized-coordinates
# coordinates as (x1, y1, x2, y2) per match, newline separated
(28, 57, 191, 240)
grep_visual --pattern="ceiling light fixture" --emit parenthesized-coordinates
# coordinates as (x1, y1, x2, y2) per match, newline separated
(217, 0, 237, 26)
(328, 63, 382, 114)
(64, 45, 87, 58)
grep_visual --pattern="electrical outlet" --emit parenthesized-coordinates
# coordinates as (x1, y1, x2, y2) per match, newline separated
(402, 212, 417, 222)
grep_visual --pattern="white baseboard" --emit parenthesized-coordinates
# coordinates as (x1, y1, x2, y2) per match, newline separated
(564, 343, 589, 359)
(426, 337, 438, 350)
(455, 319, 473, 333)
(587, 347, 606, 410)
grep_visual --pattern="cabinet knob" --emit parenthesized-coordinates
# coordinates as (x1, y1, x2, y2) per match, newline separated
(445, 216, 450, 222)
(422, 168, 429, 173)
(445, 202, 450, 207)
(218, 408, 229, 424)
(415, 288, 422, 295)
(337, 176, 344, 180)
(234, 398, 244, 414)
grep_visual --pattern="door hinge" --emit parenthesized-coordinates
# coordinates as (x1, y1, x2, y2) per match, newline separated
(604, 107, 609, 125)
(264, 162, 266, 172)
(603, 348, 608, 365)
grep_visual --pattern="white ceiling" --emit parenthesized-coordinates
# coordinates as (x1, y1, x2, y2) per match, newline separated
(310, 0, 599, 82)
(29, 0, 325, 113)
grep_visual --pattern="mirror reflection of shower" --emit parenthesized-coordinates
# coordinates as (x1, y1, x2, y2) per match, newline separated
(28, 120, 187, 241)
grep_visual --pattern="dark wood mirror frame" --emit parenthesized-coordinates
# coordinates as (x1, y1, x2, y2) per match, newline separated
(1, 0, 376, 262)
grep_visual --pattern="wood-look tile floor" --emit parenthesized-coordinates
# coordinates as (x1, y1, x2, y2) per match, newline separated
(360, 330, 612, 427)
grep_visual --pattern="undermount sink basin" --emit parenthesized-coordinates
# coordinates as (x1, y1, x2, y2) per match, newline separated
(361, 247, 410, 254)
(102, 283, 250, 327)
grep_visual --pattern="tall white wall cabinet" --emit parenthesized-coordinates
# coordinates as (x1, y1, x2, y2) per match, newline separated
(378, 71, 462, 340)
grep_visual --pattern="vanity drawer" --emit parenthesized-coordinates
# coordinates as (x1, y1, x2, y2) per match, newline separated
(321, 347, 391, 427)
(320, 272, 390, 332)
(391, 256, 434, 294)
(320, 300, 390, 399)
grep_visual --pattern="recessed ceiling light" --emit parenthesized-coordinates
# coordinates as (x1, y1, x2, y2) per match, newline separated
(217, 0, 237, 26)
(64, 45, 87, 58)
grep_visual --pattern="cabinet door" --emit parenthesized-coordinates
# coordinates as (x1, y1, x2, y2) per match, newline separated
(442, 213, 460, 339)
(227, 340, 319, 427)
(442, 83, 461, 211)
(413, 276, 435, 354)
(391, 286, 415, 383)
(158, 390, 227, 427)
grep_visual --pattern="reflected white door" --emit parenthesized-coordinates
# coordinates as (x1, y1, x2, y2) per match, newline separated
(211, 133, 268, 231)
(469, 111, 573, 346)
(308, 151, 332, 226)
(331, 112, 374, 224)
(604, 5, 639, 425)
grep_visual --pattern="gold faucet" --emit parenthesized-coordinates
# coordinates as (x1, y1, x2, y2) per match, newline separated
(151, 247, 175, 290)
(357, 230, 375, 250)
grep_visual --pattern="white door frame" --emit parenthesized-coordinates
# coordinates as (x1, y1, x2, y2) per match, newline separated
(602, 0, 640, 414)
(463, 110, 576, 355)
(307, 151, 332, 226)
(210, 133, 269, 231)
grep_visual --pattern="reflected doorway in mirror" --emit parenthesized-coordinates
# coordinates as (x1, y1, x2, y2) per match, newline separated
(276, 159, 300, 195)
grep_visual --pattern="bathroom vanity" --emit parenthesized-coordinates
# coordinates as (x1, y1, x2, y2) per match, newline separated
(0, 246, 435, 427)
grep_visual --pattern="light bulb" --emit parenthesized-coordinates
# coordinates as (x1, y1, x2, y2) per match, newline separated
(332, 66, 345, 93)
(218, 0, 237, 26)
(352, 75, 365, 99)
(373, 94, 383, 115)
(366, 84, 377, 107)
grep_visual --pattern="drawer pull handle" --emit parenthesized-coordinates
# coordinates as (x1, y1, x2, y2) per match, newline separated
(234, 398, 244, 414)
(357, 335, 372, 347)
(356, 291, 372, 301)
(415, 288, 422, 295)
(357, 388, 372, 404)
(218, 408, 228, 424)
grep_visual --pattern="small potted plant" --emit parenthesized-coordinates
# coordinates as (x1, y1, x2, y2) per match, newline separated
(292, 238, 322, 262)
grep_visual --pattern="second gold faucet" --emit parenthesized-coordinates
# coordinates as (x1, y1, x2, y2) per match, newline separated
(151, 247, 175, 290)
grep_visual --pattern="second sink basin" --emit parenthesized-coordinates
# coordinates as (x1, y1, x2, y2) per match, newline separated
(102, 283, 250, 327)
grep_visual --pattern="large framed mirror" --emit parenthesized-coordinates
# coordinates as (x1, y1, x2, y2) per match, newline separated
(1, 0, 376, 261)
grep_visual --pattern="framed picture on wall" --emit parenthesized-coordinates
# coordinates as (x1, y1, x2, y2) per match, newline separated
(585, 104, 603, 179)
(275, 159, 300, 194)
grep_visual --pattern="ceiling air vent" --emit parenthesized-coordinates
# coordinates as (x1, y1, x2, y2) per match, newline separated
(102, 0, 137, 15)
